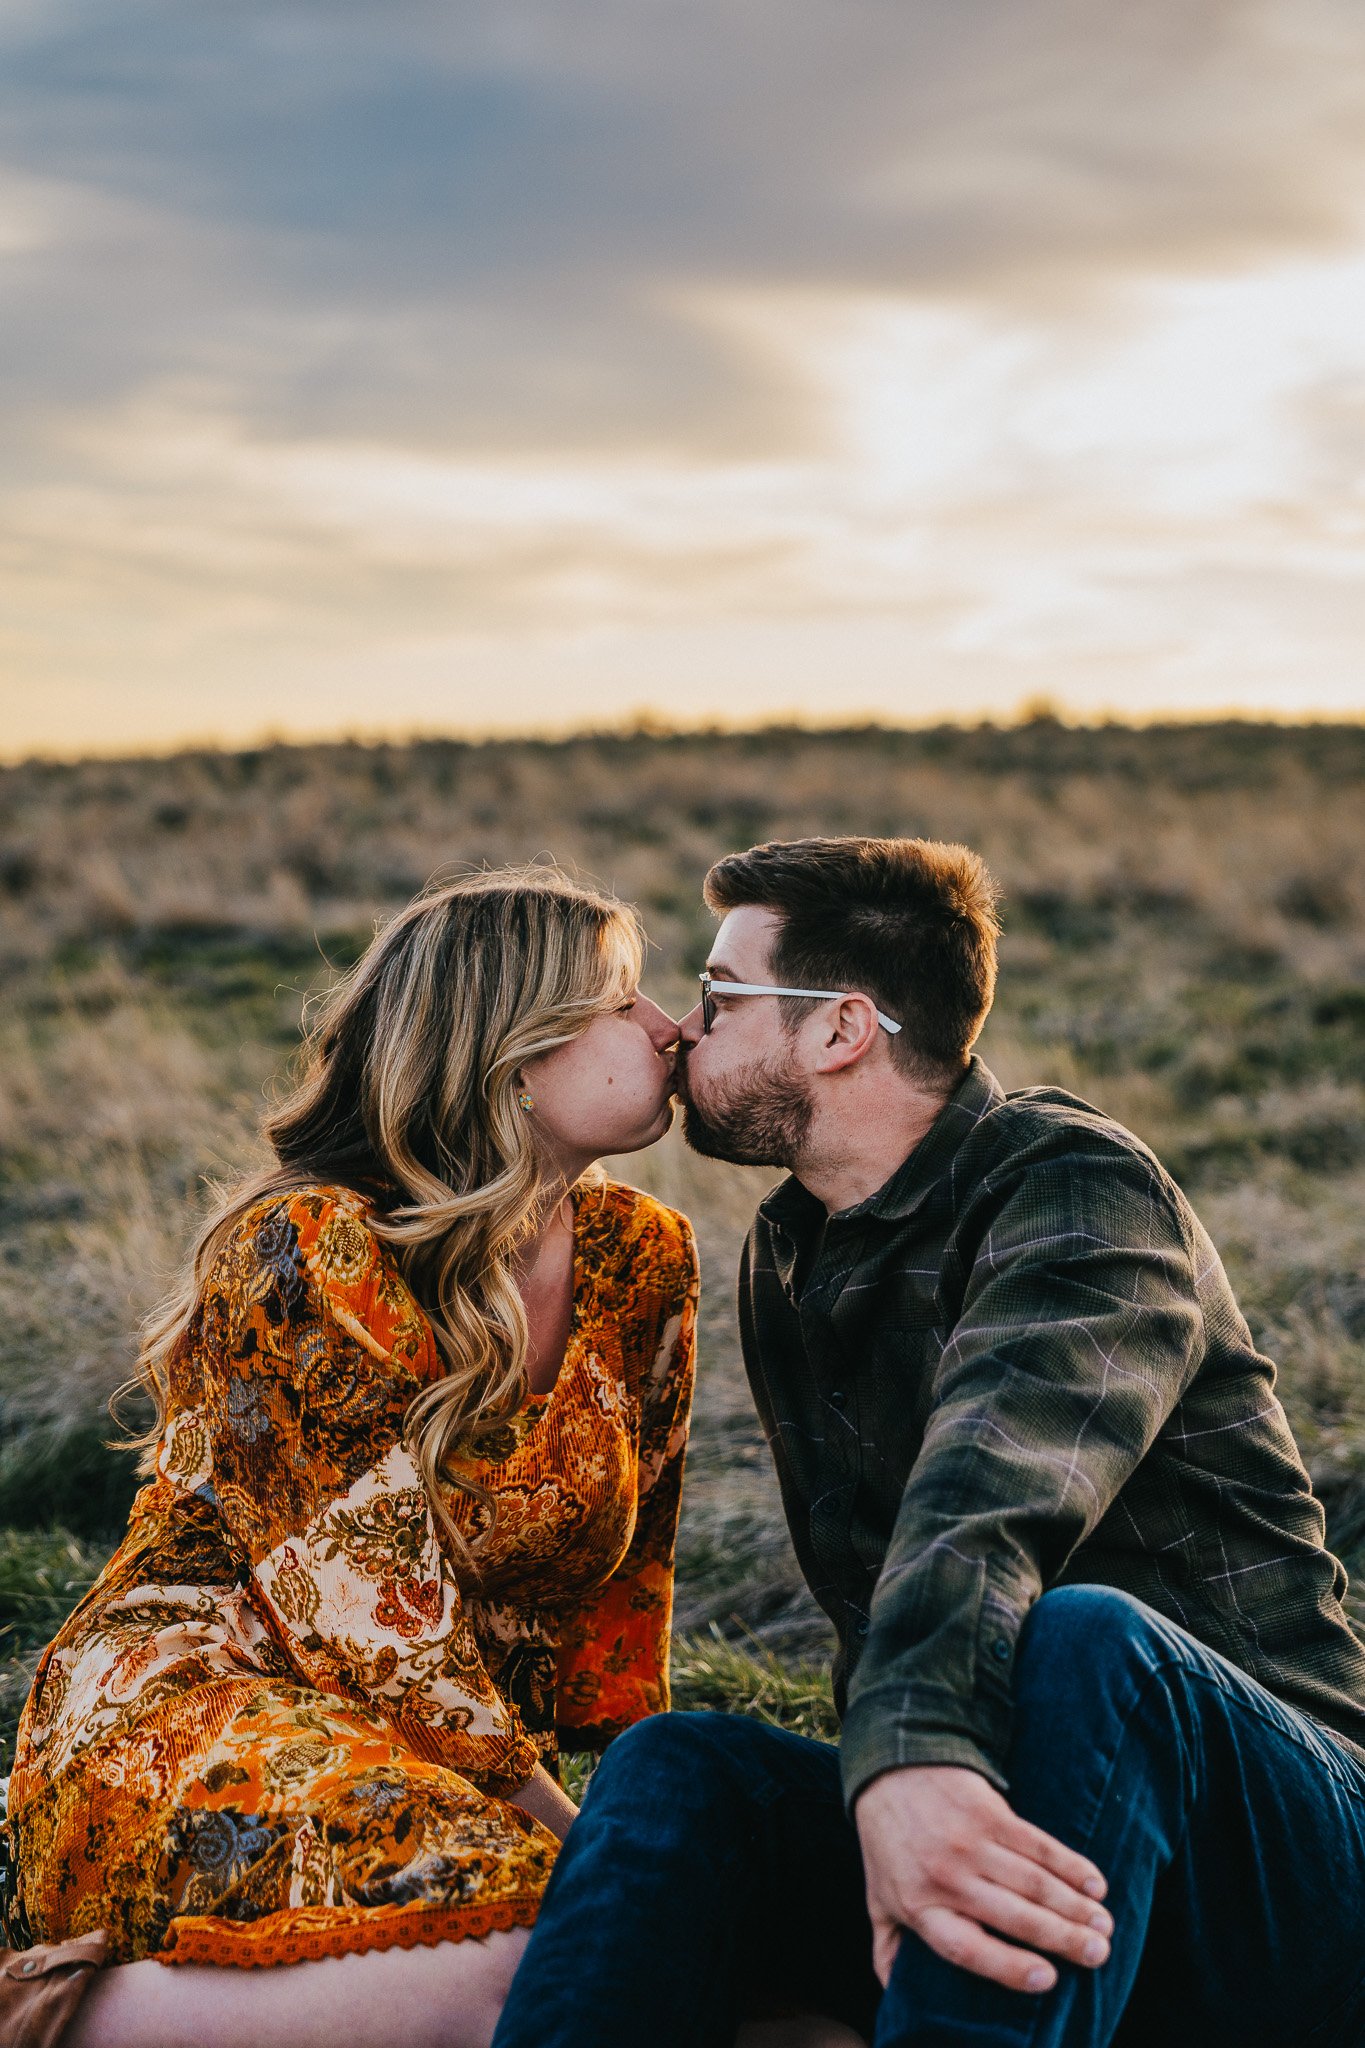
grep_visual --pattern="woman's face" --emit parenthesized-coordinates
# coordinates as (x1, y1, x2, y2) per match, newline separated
(520, 992, 680, 1174)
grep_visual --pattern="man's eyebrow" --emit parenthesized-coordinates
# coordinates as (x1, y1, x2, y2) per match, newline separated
(703, 961, 742, 981)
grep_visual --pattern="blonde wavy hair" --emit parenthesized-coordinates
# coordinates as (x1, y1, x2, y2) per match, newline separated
(130, 865, 646, 1571)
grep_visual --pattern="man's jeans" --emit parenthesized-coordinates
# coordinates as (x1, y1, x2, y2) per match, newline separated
(492, 1587, 1365, 2048)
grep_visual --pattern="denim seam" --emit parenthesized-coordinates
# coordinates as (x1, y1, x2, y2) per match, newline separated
(1010, 1656, 1159, 2048)
(1011, 1651, 1365, 2048)
(1164, 1662, 1365, 1802)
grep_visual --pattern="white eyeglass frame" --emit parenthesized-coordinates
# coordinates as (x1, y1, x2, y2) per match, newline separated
(698, 970, 902, 1036)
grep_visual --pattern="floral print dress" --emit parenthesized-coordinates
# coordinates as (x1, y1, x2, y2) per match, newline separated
(7, 1178, 697, 1968)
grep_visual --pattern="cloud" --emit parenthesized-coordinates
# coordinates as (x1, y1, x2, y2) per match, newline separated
(4, 0, 1365, 452)
(6, 243, 1365, 738)
(2, 0, 1365, 749)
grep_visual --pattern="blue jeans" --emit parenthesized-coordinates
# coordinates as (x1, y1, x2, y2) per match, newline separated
(492, 1588, 1365, 2048)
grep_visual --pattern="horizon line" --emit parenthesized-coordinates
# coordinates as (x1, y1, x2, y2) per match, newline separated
(7, 701, 1365, 771)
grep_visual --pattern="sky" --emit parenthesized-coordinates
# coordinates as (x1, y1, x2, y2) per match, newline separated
(2, 0, 1365, 757)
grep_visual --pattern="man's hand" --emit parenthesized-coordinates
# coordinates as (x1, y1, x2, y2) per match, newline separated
(854, 1765, 1111, 1995)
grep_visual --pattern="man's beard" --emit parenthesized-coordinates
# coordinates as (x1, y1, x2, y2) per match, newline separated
(677, 1051, 814, 1168)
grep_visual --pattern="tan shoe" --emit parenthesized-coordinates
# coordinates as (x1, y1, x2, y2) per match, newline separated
(0, 1930, 108, 2048)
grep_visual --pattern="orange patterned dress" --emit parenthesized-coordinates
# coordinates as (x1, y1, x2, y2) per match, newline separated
(7, 1177, 697, 1968)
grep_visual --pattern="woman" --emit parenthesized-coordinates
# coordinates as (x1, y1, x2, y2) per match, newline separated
(1, 867, 696, 2047)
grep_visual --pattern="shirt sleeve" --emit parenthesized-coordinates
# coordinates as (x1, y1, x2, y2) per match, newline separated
(554, 1213, 698, 1750)
(194, 1190, 541, 1799)
(839, 1131, 1206, 1810)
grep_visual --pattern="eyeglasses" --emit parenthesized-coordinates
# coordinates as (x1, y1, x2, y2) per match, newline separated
(698, 970, 902, 1036)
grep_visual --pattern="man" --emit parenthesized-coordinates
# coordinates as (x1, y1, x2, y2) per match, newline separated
(493, 837, 1365, 2048)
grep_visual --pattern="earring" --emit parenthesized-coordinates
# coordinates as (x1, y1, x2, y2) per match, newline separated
(517, 1091, 535, 1113)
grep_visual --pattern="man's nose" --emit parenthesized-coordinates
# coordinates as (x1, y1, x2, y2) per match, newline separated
(676, 1001, 704, 1048)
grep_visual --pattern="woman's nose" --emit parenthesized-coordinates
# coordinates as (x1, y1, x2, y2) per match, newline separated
(638, 996, 680, 1047)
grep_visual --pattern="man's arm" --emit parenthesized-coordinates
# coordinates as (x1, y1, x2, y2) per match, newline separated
(844, 1128, 1204, 1987)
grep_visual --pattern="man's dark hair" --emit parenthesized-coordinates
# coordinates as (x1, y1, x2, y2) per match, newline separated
(703, 836, 1001, 1077)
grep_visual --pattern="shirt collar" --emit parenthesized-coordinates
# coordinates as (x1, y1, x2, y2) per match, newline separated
(757, 1054, 1006, 1237)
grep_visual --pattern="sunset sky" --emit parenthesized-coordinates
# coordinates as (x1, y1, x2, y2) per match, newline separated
(2, 0, 1365, 757)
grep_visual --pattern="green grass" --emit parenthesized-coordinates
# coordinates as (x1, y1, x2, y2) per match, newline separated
(670, 1625, 839, 1742)
(0, 1528, 106, 1772)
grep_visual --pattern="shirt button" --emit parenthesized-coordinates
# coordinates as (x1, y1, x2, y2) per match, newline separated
(855, 1618, 870, 1637)
(992, 1637, 1011, 1662)
(20, 1957, 40, 1975)
(829, 1389, 847, 1408)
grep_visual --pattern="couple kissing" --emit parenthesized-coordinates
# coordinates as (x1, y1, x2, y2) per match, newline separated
(6, 836, 1365, 2048)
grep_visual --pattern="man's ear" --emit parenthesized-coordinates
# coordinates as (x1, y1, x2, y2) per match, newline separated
(811, 996, 881, 1075)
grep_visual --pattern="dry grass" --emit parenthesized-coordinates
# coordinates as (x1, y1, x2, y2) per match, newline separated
(2, 718, 1364, 1758)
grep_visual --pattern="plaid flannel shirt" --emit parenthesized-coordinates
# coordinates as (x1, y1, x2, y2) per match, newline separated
(737, 1056, 1365, 1811)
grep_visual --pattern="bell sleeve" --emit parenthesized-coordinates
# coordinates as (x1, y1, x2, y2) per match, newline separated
(183, 1188, 542, 1799)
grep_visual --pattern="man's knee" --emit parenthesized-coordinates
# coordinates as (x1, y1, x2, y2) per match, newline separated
(1013, 1586, 1193, 1727)
(996, 1588, 1200, 1819)
(587, 1710, 776, 1809)
(1019, 1589, 1186, 1687)
(585, 1710, 838, 1835)
(592, 1710, 721, 1783)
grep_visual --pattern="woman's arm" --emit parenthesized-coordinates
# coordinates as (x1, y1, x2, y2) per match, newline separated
(507, 1761, 580, 1841)
(193, 1189, 542, 1797)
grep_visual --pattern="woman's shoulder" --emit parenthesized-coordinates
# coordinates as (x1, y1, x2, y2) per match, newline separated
(223, 1182, 380, 1289)
(217, 1183, 435, 1370)
(234, 1178, 375, 1236)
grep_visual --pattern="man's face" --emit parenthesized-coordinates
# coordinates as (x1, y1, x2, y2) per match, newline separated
(675, 905, 815, 1167)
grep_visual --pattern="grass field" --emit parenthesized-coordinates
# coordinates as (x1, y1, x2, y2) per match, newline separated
(2, 717, 1364, 1773)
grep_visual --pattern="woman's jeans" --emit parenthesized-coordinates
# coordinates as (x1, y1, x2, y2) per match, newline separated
(491, 1587, 1365, 2048)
